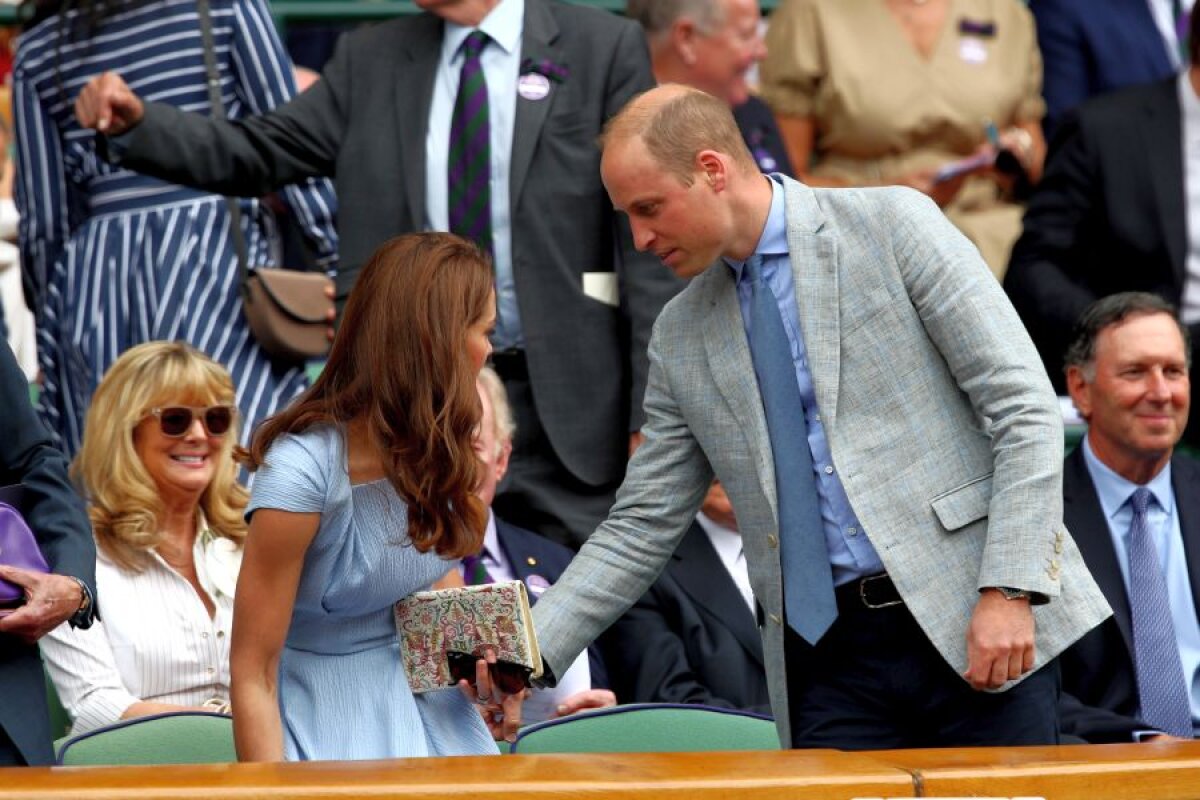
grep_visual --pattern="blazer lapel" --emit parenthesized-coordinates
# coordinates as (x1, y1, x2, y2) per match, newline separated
(1064, 447, 1135, 655)
(1143, 80, 1187, 286)
(395, 13, 443, 227)
(1170, 456, 1200, 622)
(701, 269, 776, 515)
(670, 524, 764, 667)
(782, 179, 840, 429)
(510, 0, 561, 210)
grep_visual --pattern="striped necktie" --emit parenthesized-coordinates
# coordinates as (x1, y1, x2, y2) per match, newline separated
(448, 30, 492, 256)
(1128, 487, 1193, 737)
(462, 551, 494, 586)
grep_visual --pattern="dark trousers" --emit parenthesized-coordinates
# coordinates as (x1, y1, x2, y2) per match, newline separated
(490, 356, 620, 550)
(0, 726, 27, 766)
(784, 590, 1061, 750)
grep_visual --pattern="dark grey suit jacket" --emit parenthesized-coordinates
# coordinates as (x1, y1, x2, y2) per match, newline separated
(602, 521, 768, 715)
(0, 346, 95, 764)
(108, 0, 682, 487)
(1059, 446, 1200, 743)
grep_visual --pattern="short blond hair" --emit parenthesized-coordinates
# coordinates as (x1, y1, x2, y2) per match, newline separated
(601, 85, 759, 184)
(477, 366, 515, 457)
(74, 341, 247, 571)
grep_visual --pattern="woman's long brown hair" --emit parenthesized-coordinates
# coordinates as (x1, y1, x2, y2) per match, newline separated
(244, 233, 492, 559)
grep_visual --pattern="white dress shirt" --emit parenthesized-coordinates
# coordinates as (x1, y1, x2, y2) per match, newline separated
(696, 512, 756, 614)
(1178, 71, 1200, 325)
(1147, 0, 1184, 69)
(40, 520, 241, 736)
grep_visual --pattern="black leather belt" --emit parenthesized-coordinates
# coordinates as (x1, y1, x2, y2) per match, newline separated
(489, 348, 527, 380)
(834, 573, 903, 611)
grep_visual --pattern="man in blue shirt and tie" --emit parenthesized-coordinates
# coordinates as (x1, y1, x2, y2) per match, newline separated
(1059, 292, 1200, 742)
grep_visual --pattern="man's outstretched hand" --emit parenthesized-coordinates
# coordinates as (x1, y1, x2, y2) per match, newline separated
(75, 72, 144, 136)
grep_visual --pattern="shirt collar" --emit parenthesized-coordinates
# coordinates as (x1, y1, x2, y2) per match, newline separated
(1081, 435, 1175, 519)
(444, 0, 524, 63)
(724, 174, 788, 280)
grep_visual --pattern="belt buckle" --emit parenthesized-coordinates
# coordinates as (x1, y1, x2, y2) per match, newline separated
(859, 574, 902, 609)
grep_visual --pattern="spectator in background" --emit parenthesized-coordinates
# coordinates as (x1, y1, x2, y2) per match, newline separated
(759, 0, 1047, 278)
(234, 234, 522, 762)
(0, 343, 96, 765)
(72, 0, 684, 550)
(468, 367, 614, 724)
(41, 341, 244, 736)
(1032, 0, 1185, 140)
(1005, 8, 1200, 449)
(1057, 293, 1199, 742)
(628, 0, 792, 175)
(13, 0, 338, 456)
(602, 480, 769, 715)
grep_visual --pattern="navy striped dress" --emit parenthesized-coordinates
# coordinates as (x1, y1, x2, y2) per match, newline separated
(14, 0, 338, 455)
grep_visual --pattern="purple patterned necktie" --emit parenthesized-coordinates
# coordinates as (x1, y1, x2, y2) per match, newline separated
(462, 551, 494, 586)
(448, 30, 492, 256)
(1128, 488, 1193, 737)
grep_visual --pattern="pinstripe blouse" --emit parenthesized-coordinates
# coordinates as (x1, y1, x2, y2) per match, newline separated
(39, 521, 241, 736)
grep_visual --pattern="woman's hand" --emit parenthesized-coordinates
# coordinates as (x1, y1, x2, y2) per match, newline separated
(893, 167, 968, 208)
(457, 647, 529, 742)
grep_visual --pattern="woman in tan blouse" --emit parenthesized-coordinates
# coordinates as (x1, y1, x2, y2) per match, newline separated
(760, 0, 1046, 277)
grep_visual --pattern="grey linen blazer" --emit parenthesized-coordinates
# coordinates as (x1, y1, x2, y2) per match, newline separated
(107, 0, 682, 487)
(532, 178, 1111, 746)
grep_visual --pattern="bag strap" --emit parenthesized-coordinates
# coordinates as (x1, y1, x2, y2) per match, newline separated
(195, 0, 252, 295)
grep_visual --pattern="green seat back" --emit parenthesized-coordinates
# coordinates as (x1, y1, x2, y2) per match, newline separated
(56, 712, 235, 766)
(509, 703, 780, 754)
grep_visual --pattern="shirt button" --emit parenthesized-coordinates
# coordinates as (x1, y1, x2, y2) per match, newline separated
(207, 667, 216, 675)
(814, 414, 821, 422)
(201, 632, 209, 639)
(847, 527, 858, 537)
(769, 614, 782, 626)
(767, 534, 779, 548)
(217, 631, 226, 638)
(824, 465, 834, 475)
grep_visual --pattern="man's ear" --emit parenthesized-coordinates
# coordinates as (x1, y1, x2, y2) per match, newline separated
(1065, 365, 1093, 421)
(670, 18, 701, 66)
(495, 439, 513, 484)
(696, 149, 729, 191)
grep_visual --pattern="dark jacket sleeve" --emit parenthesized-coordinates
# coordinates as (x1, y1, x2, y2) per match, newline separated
(1059, 689, 1151, 743)
(0, 346, 95, 596)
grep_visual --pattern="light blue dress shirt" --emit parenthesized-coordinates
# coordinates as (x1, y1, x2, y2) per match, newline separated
(425, 0, 524, 348)
(1082, 437, 1200, 736)
(724, 176, 885, 586)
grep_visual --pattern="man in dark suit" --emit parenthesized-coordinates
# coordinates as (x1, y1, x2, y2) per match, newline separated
(1005, 8, 1200, 447)
(603, 480, 769, 715)
(1059, 292, 1199, 742)
(0, 345, 96, 764)
(466, 367, 612, 723)
(1031, 0, 1181, 139)
(73, 0, 683, 549)
(627, 0, 793, 177)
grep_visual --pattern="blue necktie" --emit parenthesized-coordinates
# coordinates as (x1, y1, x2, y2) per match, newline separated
(742, 255, 836, 645)
(1128, 488, 1193, 737)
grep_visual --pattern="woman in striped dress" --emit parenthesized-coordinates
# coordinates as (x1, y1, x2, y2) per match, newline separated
(14, 0, 338, 455)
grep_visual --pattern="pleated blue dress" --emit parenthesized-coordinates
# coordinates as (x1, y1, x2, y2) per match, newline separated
(247, 425, 498, 760)
(13, 0, 338, 454)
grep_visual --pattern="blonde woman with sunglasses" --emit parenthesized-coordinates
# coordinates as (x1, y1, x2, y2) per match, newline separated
(40, 340, 245, 736)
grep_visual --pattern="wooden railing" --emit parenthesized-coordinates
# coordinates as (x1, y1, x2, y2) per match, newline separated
(2, 742, 1199, 800)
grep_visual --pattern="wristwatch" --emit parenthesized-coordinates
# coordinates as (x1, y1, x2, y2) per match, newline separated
(67, 577, 95, 630)
(992, 586, 1032, 601)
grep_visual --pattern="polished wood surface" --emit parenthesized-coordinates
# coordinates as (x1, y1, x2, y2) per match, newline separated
(0, 750, 914, 800)
(871, 740, 1200, 800)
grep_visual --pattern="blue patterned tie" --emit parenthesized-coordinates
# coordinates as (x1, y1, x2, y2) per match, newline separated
(448, 31, 492, 257)
(742, 255, 836, 645)
(1128, 487, 1193, 737)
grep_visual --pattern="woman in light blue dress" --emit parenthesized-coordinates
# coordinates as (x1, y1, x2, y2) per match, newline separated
(232, 233, 517, 761)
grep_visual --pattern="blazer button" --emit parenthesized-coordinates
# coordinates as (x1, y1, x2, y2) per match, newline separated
(769, 614, 782, 626)
(767, 534, 779, 548)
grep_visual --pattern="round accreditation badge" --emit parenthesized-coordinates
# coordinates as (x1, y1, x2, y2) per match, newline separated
(517, 72, 551, 101)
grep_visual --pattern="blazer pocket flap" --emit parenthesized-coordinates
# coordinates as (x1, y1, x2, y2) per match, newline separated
(930, 473, 993, 531)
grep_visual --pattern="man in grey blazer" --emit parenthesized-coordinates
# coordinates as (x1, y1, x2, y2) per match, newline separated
(72, 0, 683, 548)
(531, 85, 1111, 749)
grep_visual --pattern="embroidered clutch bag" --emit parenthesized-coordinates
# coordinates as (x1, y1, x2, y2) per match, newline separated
(394, 579, 542, 694)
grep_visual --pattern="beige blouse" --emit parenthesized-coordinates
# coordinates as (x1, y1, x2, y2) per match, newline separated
(759, 0, 1045, 275)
